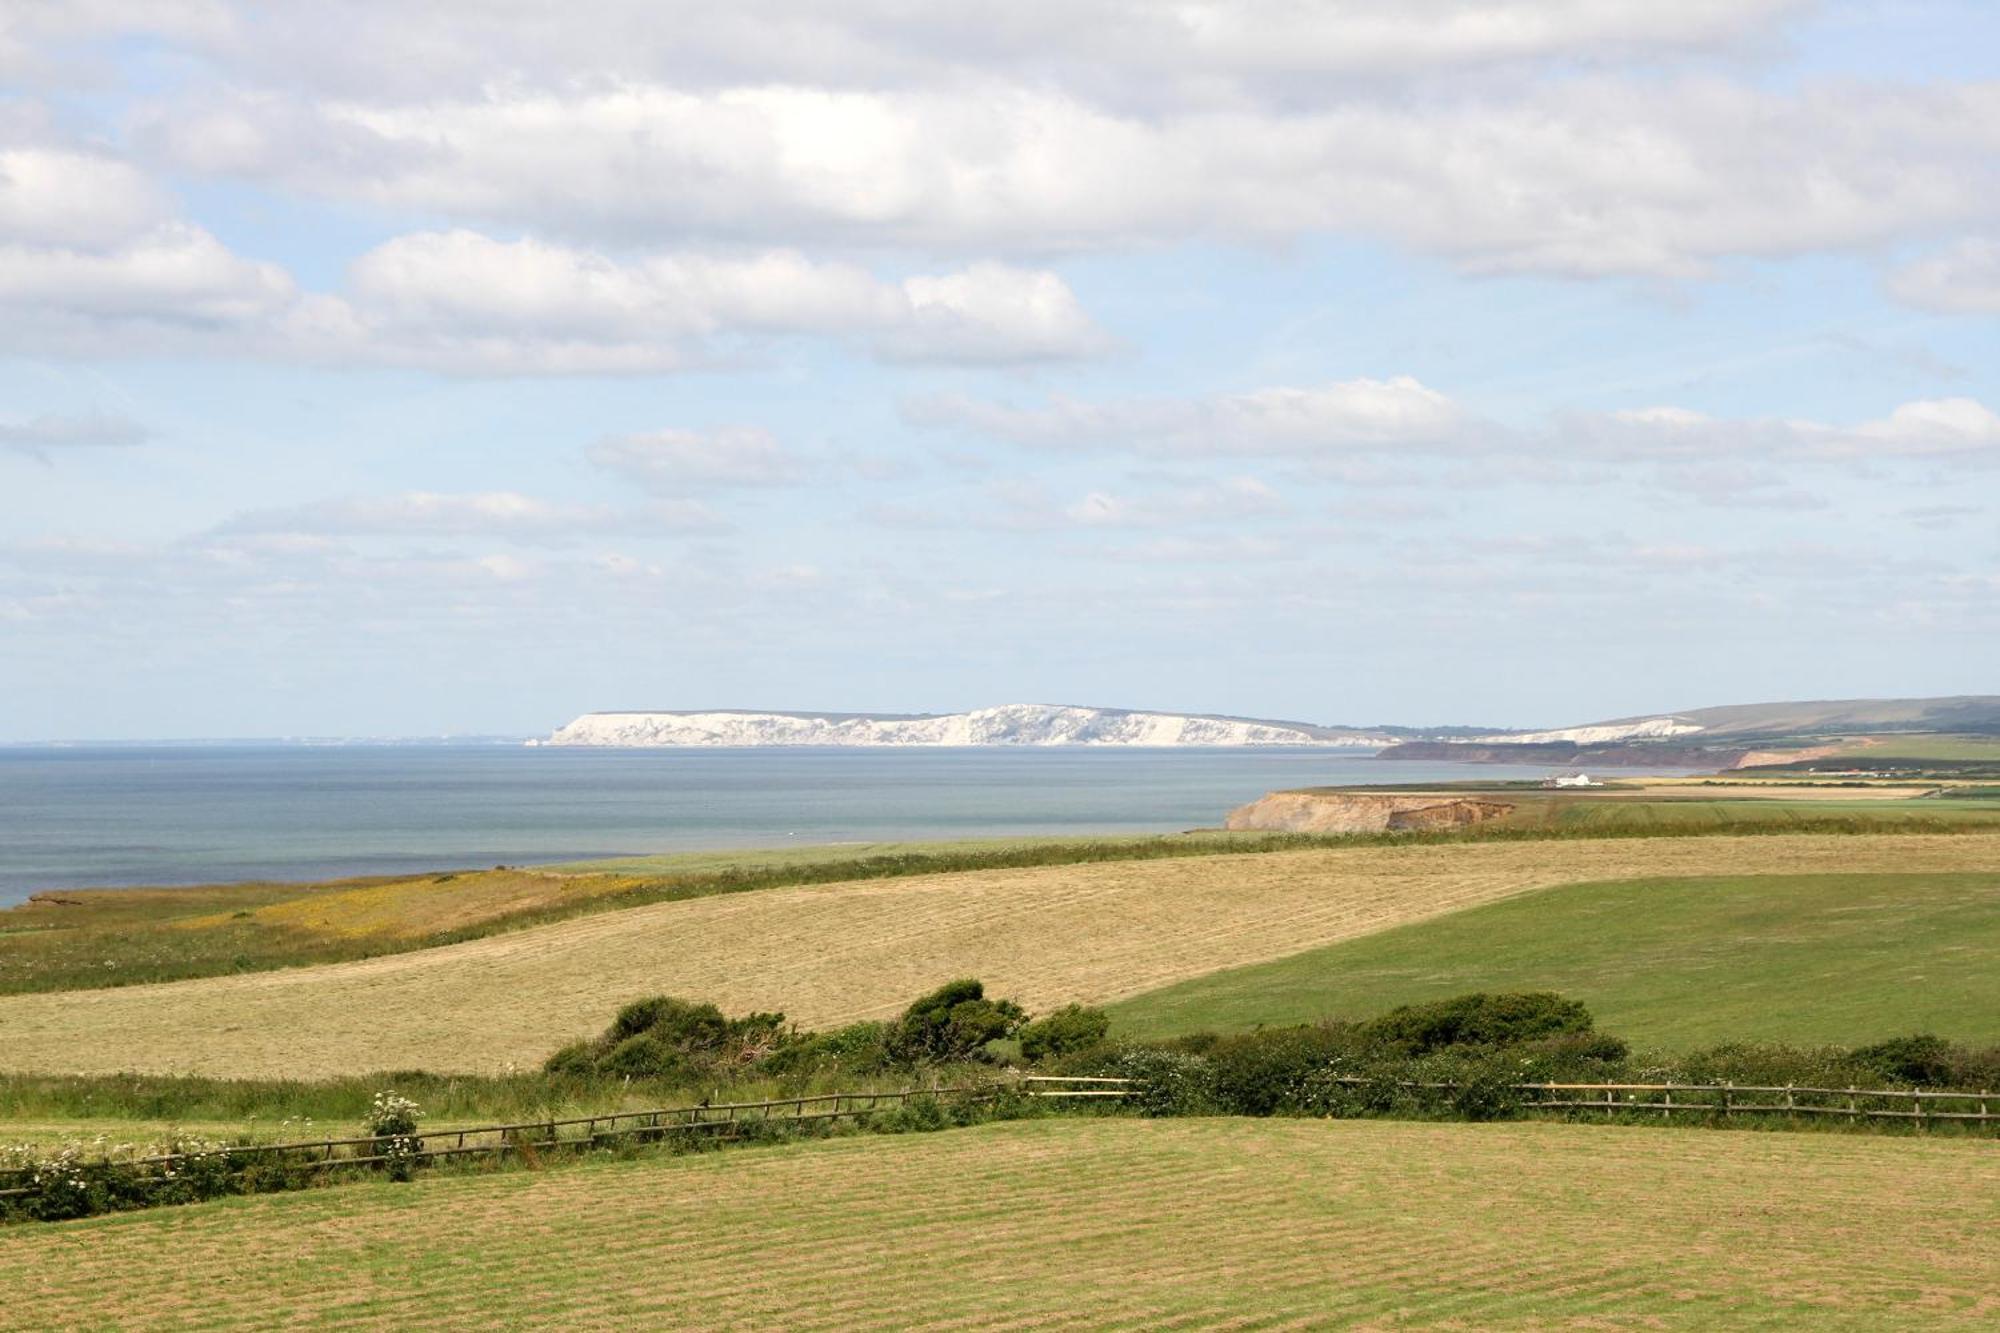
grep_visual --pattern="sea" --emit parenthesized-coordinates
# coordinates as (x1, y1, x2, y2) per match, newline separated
(0, 745, 1588, 905)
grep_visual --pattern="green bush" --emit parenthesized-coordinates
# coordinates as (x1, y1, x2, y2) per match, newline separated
(1440, 1059, 1521, 1121)
(1847, 1034, 1957, 1087)
(763, 1021, 892, 1079)
(1361, 992, 1595, 1054)
(1100, 1047, 1216, 1117)
(542, 997, 795, 1081)
(1018, 1005, 1111, 1062)
(1203, 1026, 1361, 1116)
(883, 980, 1026, 1066)
(871, 1093, 952, 1134)
(366, 1091, 425, 1181)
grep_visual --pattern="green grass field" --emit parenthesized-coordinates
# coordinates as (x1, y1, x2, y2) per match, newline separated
(1, 1118, 1991, 1330)
(1110, 872, 2000, 1048)
(1826, 733, 2000, 761)
(1536, 797, 2000, 830)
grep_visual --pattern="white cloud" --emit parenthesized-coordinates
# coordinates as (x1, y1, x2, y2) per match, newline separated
(55, 3, 1809, 103)
(216, 491, 723, 543)
(0, 147, 167, 247)
(909, 377, 1464, 456)
(1890, 239, 2000, 313)
(0, 218, 1104, 370)
(134, 76, 2000, 277)
(589, 427, 806, 490)
(0, 221, 296, 330)
(333, 232, 1103, 369)
(1847, 398, 2000, 457)
(14, 4, 1994, 299)
(1568, 397, 2000, 462)
(922, 382, 2000, 503)
(886, 263, 1109, 362)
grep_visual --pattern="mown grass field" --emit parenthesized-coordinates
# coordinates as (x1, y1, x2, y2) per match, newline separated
(2, 1118, 1992, 1330)
(0, 833, 1383, 995)
(1110, 871, 2000, 1047)
(12, 806, 1999, 998)
(0, 833, 1992, 1079)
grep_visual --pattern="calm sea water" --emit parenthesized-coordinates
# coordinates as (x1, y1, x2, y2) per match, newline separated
(0, 745, 1581, 904)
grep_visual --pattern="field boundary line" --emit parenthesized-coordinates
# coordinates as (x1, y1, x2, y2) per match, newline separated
(0, 1077, 1137, 1203)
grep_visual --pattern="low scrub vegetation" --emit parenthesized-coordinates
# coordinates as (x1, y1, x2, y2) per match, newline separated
(0, 1081, 1024, 1224)
(7, 984, 1993, 1225)
(542, 979, 1032, 1084)
(1066, 992, 2000, 1123)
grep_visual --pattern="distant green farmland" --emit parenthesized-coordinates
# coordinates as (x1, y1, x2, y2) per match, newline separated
(1109, 871, 2000, 1049)
(1825, 733, 2000, 761)
(1528, 796, 2000, 831)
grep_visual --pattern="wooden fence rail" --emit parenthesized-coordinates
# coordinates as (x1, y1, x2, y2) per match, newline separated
(0, 1084, 1006, 1199)
(3, 1074, 1986, 1205)
(1306, 1077, 1998, 1126)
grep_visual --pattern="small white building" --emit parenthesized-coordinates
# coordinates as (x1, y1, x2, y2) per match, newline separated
(1550, 772, 1597, 788)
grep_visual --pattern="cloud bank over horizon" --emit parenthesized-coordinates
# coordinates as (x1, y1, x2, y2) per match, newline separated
(2, 1, 1994, 738)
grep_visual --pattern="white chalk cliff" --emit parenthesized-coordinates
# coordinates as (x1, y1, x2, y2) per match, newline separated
(1461, 717, 1705, 745)
(537, 705, 1392, 748)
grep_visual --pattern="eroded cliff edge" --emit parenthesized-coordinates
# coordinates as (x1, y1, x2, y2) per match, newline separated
(1224, 790, 1516, 834)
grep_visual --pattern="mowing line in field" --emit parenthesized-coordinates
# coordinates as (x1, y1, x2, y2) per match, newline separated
(0, 1119, 1990, 1330)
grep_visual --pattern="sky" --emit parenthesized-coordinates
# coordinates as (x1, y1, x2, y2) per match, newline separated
(1, 0, 1996, 740)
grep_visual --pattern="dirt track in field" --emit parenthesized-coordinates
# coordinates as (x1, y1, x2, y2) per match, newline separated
(2, 1118, 1993, 1330)
(1, 833, 1992, 1077)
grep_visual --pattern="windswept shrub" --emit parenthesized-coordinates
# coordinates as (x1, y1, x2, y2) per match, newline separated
(1439, 1059, 1521, 1121)
(884, 980, 1025, 1066)
(1298, 1057, 1407, 1118)
(1204, 1025, 1360, 1116)
(542, 997, 795, 1082)
(1361, 992, 1595, 1054)
(1018, 1005, 1111, 1062)
(763, 1021, 891, 1078)
(1506, 1032, 1630, 1080)
(1846, 1034, 1957, 1088)
(1100, 1047, 1217, 1117)
(1669, 1042, 1859, 1090)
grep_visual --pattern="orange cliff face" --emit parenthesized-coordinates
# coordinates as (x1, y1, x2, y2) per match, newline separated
(1223, 791, 1516, 834)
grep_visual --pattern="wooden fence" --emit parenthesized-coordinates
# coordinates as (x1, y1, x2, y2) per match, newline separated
(1513, 1080, 1998, 1125)
(1299, 1076, 1999, 1126)
(0, 1083, 1017, 1201)
(4, 1074, 1989, 1205)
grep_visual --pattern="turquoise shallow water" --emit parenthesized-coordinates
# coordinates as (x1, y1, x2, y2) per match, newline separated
(0, 745, 1578, 902)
